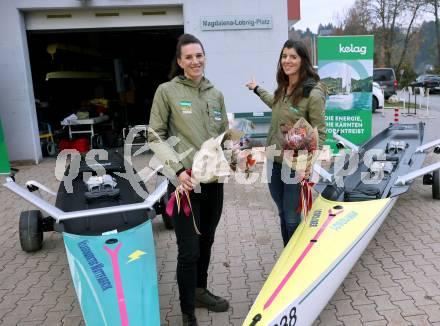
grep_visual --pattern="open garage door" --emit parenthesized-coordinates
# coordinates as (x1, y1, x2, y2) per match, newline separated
(24, 6, 183, 154)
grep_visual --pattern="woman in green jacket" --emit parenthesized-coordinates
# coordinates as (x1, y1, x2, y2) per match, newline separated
(148, 34, 229, 326)
(246, 39, 326, 246)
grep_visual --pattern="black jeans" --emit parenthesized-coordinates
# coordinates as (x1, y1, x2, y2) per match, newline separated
(168, 182, 224, 314)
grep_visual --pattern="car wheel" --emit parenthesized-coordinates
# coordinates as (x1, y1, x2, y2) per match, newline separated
(19, 210, 43, 252)
(372, 96, 378, 113)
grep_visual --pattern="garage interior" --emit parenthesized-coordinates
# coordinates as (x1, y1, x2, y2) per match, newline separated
(27, 26, 183, 154)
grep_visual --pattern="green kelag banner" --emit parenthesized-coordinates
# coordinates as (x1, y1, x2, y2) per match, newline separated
(318, 35, 374, 148)
(0, 119, 11, 175)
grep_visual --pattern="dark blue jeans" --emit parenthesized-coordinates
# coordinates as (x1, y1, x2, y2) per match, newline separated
(268, 161, 302, 246)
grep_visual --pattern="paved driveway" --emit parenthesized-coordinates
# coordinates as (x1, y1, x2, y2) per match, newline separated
(1, 106, 440, 325)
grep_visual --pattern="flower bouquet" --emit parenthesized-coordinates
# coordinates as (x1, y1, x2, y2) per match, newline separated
(280, 117, 319, 217)
(165, 130, 256, 234)
(222, 130, 256, 178)
(281, 117, 318, 166)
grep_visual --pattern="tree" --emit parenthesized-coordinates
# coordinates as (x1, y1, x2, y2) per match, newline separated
(397, 61, 417, 87)
(343, 0, 373, 35)
(341, 0, 425, 71)
(394, 0, 425, 73)
(371, 0, 415, 67)
(425, 0, 440, 68)
(288, 28, 314, 60)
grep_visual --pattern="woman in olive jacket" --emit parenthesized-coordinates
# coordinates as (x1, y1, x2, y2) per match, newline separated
(148, 34, 229, 326)
(246, 39, 327, 246)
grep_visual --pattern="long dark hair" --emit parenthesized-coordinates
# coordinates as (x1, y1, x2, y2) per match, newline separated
(273, 39, 319, 105)
(168, 34, 205, 80)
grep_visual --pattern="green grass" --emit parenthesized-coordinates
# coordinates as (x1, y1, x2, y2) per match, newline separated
(384, 101, 418, 109)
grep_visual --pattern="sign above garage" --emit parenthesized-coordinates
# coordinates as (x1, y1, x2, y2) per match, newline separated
(200, 15, 272, 31)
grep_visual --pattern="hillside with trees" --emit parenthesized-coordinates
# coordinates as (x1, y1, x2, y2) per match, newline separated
(289, 0, 440, 86)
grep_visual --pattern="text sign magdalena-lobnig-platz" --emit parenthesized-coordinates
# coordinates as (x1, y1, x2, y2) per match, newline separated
(200, 15, 272, 31)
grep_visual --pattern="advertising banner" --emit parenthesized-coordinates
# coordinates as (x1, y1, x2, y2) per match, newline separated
(0, 119, 11, 175)
(318, 35, 374, 148)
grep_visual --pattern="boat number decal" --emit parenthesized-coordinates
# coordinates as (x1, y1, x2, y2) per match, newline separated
(309, 209, 322, 227)
(331, 211, 358, 231)
(78, 240, 113, 291)
(274, 306, 297, 326)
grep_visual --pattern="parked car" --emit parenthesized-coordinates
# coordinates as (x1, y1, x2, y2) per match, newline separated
(373, 68, 398, 99)
(372, 82, 384, 113)
(410, 75, 440, 94)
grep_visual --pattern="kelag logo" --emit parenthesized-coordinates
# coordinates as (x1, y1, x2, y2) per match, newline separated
(339, 44, 367, 55)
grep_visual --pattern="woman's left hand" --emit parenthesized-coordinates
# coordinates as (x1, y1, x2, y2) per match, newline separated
(245, 76, 258, 90)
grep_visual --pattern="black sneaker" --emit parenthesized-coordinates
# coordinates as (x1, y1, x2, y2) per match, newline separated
(195, 288, 230, 312)
(182, 312, 198, 326)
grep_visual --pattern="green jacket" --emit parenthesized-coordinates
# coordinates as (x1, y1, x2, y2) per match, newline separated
(256, 81, 327, 162)
(148, 76, 229, 177)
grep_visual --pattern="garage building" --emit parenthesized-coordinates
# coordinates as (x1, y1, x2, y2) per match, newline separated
(0, 0, 296, 163)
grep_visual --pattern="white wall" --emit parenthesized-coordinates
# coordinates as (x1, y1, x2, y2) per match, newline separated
(0, 2, 41, 163)
(184, 0, 288, 114)
(0, 0, 287, 162)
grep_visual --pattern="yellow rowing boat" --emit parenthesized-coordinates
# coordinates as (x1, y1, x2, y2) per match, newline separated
(244, 122, 440, 325)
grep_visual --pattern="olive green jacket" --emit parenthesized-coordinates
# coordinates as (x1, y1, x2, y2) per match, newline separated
(255, 82, 327, 162)
(148, 76, 229, 177)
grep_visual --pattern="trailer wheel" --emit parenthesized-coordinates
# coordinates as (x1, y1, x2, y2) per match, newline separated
(92, 134, 104, 149)
(161, 192, 174, 230)
(46, 142, 57, 157)
(19, 210, 43, 252)
(433, 169, 440, 199)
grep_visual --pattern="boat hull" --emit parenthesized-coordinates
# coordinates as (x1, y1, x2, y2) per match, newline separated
(64, 220, 159, 326)
(243, 195, 396, 326)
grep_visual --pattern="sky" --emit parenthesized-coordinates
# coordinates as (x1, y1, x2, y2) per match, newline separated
(293, 0, 434, 33)
(293, 0, 357, 33)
